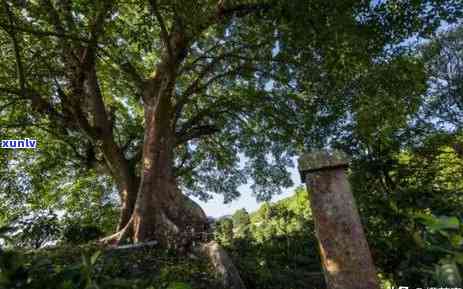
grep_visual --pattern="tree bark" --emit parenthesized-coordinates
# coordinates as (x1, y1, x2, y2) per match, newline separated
(132, 90, 208, 244)
(116, 178, 138, 231)
(102, 82, 208, 246)
(108, 151, 139, 231)
(99, 131, 139, 230)
(99, 26, 212, 246)
(85, 61, 140, 231)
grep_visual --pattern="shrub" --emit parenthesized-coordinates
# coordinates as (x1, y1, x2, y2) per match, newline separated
(62, 223, 103, 245)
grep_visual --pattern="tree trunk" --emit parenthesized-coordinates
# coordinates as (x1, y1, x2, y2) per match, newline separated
(133, 92, 208, 245)
(100, 130, 139, 231)
(75, 52, 140, 232)
(115, 171, 138, 231)
(99, 28, 209, 247)
(102, 86, 208, 247)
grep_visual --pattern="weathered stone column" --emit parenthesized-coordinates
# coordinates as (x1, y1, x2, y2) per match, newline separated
(298, 150, 379, 289)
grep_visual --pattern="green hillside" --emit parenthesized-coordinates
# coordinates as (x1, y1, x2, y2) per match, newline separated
(215, 187, 325, 289)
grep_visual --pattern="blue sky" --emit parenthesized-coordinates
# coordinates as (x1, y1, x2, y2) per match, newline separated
(192, 160, 302, 218)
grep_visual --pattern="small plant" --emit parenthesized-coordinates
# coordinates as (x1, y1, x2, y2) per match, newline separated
(80, 251, 102, 289)
(415, 214, 463, 287)
(433, 258, 462, 287)
(0, 222, 29, 288)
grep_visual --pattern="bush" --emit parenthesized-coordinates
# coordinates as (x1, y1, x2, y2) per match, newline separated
(14, 211, 61, 249)
(62, 223, 103, 245)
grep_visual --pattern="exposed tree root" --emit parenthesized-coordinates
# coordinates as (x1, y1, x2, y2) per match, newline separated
(100, 185, 210, 247)
(196, 241, 247, 289)
(101, 228, 246, 289)
(99, 218, 133, 246)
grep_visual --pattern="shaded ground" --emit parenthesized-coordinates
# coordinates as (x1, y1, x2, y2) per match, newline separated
(4, 243, 223, 289)
(3, 241, 326, 289)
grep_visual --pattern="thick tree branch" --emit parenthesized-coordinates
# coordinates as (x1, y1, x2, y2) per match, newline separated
(88, 0, 114, 51)
(86, 66, 112, 135)
(149, 1, 272, 107)
(143, 30, 190, 104)
(2, 1, 25, 95)
(149, 0, 173, 60)
(120, 60, 144, 88)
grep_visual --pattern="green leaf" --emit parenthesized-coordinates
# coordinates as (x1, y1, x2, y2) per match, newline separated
(450, 235, 463, 248)
(434, 259, 462, 287)
(90, 251, 101, 265)
(167, 282, 193, 289)
(433, 216, 460, 231)
(416, 214, 460, 232)
(455, 253, 463, 265)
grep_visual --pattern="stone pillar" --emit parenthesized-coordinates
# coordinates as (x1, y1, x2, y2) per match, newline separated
(298, 150, 379, 289)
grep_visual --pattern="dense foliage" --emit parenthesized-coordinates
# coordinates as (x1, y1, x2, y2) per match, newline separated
(349, 137, 463, 287)
(0, 0, 463, 288)
(0, 0, 461, 239)
(335, 24, 463, 287)
(0, 243, 222, 289)
(215, 187, 325, 289)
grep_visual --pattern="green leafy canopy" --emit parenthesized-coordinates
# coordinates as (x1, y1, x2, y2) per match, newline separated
(0, 0, 461, 218)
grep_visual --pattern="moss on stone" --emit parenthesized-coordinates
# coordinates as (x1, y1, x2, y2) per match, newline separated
(298, 150, 350, 174)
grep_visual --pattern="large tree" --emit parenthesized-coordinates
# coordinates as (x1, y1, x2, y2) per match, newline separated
(0, 0, 460, 246)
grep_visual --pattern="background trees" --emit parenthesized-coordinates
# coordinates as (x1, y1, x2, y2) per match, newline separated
(337, 24, 463, 287)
